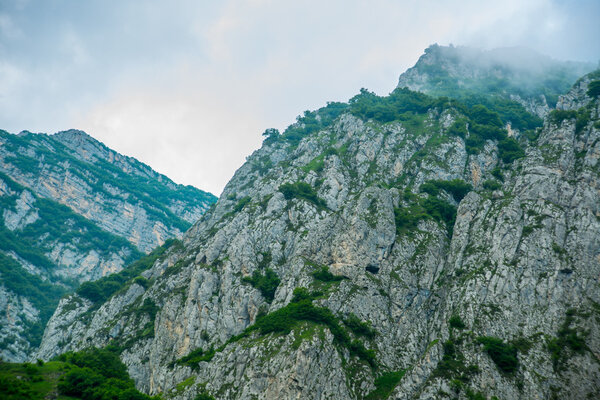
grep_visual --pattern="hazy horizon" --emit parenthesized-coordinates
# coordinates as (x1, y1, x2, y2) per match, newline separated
(1, 0, 599, 196)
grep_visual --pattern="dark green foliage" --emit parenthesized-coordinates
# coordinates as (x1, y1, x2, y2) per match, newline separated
(343, 313, 377, 339)
(232, 196, 251, 213)
(0, 224, 56, 270)
(0, 371, 42, 399)
(491, 167, 504, 181)
(242, 268, 280, 303)
(465, 389, 487, 400)
(394, 194, 457, 236)
(447, 120, 468, 138)
(548, 109, 577, 125)
(195, 391, 216, 400)
(482, 180, 501, 191)
(77, 240, 178, 305)
(463, 95, 543, 131)
(233, 288, 376, 367)
(469, 104, 503, 127)
(449, 315, 466, 330)
(175, 347, 216, 370)
(420, 179, 472, 202)
(587, 80, 600, 98)
(477, 337, 518, 374)
(394, 203, 428, 234)
(54, 348, 157, 400)
(262, 128, 280, 144)
(348, 87, 433, 123)
(575, 107, 592, 134)
(498, 137, 525, 163)
(422, 197, 457, 232)
(364, 370, 406, 400)
(547, 309, 587, 371)
(279, 182, 327, 209)
(0, 253, 67, 347)
(280, 102, 348, 144)
(311, 266, 344, 283)
(432, 339, 475, 382)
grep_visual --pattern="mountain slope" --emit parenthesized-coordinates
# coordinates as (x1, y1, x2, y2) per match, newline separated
(397, 44, 595, 117)
(36, 56, 600, 399)
(0, 129, 216, 252)
(0, 129, 216, 362)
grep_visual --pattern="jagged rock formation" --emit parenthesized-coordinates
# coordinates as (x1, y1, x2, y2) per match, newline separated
(0, 130, 216, 361)
(37, 52, 600, 399)
(0, 129, 216, 252)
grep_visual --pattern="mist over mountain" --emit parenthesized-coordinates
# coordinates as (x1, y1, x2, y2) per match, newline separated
(398, 44, 596, 116)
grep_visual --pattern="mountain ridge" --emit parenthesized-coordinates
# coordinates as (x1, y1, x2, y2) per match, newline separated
(0, 129, 216, 362)
(32, 48, 600, 399)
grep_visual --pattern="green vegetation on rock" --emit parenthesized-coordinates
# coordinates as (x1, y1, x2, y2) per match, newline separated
(0, 253, 67, 348)
(77, 239, 180, 305)
(0, 348, 157, 400)
(279, 182, 327, 209)
(364, 370, 406, 400)
(242, 268, 280, 303)
(476, 336, 518, 374)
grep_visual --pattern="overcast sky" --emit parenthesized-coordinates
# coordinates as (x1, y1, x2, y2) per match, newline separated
(1, 0, 598, 196)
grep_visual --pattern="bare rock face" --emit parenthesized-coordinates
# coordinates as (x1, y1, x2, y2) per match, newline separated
(0, 130, 216, 361)
(37, 69, 600, 400)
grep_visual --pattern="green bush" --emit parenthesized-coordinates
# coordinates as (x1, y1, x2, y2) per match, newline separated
(279, 182, 327, 209)
(548, 109, 577, 125)
(498, 137, 525, 163)
(365, 370, 406, 400)
(242, 268, 280, 303)
(234, 289, 376, 367)
(420, 179, 472, 202)
(482, 180, 501, 191)
(56, 348, 157, 400)
(232, 196, 251, 213)
(587, 80, 600, 98)
(76, 240, 178, 305)
(311, 266, 344, 283)
(449, 315, 466, 330)
(175, 347, 216, 370)
(477, 336, 518, 374)
(547, 309, 587, 370)
(343, 313, 377, 339)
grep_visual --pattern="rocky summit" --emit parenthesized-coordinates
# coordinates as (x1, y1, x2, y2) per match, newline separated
(0, 129, 216, 362)
(33, 47, 600, 399)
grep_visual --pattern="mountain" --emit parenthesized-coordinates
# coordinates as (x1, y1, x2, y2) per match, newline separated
(0, 129, 216, 362)
(397, 44, 595, 117)
(36, 49, 600, 399)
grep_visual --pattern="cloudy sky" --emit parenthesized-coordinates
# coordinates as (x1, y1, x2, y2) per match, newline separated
(1, 0, 598, 196)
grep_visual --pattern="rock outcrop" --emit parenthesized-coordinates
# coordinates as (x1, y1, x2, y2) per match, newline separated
(0, 130, 216, 361)
(37, 57, 600, 399)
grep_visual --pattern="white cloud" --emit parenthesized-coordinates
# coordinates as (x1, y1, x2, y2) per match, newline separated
(1, 0, 598, 196)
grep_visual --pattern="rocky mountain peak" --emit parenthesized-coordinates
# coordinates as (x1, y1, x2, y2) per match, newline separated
(32, 50, 600, 399)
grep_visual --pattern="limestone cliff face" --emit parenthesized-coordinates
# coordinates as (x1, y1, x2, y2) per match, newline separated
(37, 69, 600, 399)
(0, 130, 216, 362)
(0, 129, 216, 252)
